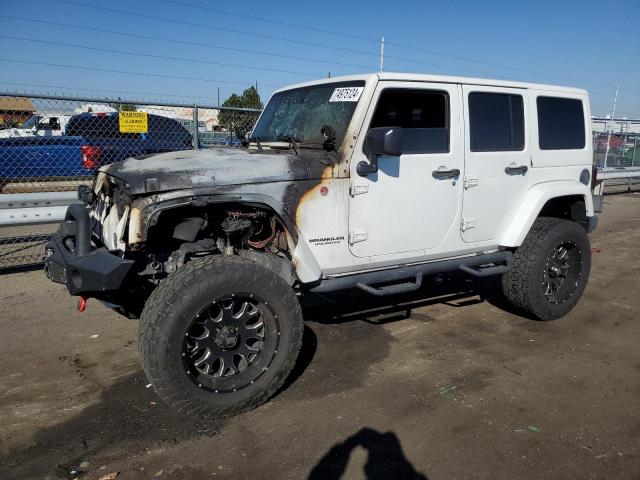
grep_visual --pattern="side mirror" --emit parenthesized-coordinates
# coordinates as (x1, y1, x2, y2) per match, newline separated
(35, 122, 47, 131)
(358, 127, 403, 176)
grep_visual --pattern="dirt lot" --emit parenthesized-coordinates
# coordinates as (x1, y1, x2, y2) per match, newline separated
(1, 194, 639, 480)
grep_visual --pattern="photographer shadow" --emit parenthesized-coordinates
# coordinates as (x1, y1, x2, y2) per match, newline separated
(309, 427, 428, 480)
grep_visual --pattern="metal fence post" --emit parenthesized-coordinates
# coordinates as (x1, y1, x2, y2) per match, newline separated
(192, 104, 199, 150)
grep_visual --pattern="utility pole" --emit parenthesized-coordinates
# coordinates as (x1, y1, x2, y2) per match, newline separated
(192, 104, 199, 150)
(603, 85, 619, 170)
(217, 87, 220, 107)
(379, 35, 385, 72)
(255, 80, 258, 93)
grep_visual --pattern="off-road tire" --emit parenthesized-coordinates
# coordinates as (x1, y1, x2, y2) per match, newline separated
(502, 217, 591, 320)
(139, 255, 303, 419)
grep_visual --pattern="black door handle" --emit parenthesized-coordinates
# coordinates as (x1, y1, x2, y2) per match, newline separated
(505, 165, 528, 175)
(432, 168, 460, 179)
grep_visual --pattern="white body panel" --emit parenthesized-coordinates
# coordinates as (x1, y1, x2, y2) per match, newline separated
(276, 73, 595, 281)
(348, 82, 463, 257)
(460, 85, 532, 243)
(499, 178, 593, 247)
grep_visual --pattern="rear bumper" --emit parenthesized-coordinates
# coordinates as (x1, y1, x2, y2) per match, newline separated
(43, 204, 133, 296)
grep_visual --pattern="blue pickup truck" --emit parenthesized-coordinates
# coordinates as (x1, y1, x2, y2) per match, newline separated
(65, 112, 193, 167)
(0, 136, 87, 183)
(0, 112, 193, 189)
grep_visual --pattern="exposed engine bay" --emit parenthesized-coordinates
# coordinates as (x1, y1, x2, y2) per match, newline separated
(88, 174, 294, 298)
(143, 206, 290, 277)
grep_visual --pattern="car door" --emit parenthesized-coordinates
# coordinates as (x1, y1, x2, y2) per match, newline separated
(348, 82, 463, 258)
(460, 86, 531, 242)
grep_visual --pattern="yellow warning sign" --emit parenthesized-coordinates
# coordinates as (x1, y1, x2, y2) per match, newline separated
(119, 111, 148, 133)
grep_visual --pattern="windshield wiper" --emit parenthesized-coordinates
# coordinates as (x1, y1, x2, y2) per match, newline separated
(275, 135, 299, 156)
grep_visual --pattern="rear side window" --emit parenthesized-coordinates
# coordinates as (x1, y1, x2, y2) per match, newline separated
(469, 92, 524, 152)
(67, 114, 191, 144)
(370, 89, 449, 154)
(67, 115, 138, 139)
(537, 97, 585, 150)
(147, 115, 191, 143)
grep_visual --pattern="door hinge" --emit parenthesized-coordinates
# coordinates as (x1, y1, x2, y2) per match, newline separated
(461, 217, 476, 232)
(349, 229, 368, 244)
(350, 181, 369, 196)
(464, 176, 479, 189)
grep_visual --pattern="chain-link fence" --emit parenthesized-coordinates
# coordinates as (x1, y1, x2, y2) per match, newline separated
(592, 123, 639, 169)
(0, 226, 56, 270)
(0, 91, 261, 270)
(591, 118, 640, 194)
(0, 92, 261, 193)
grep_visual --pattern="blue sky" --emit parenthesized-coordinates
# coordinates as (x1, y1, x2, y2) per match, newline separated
(0, 0, 638, 116)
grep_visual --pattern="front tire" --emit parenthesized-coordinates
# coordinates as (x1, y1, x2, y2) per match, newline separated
(502, 217, 591, 320)
(139, 255, 303, 419)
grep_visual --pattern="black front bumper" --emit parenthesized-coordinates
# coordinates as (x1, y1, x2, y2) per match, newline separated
(43, 204, 134, 296)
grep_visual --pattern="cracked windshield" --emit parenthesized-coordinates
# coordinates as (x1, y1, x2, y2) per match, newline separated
(251, 80, 365, 146)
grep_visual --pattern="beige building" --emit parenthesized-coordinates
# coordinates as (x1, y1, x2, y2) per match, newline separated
(0, 97, 36, 127)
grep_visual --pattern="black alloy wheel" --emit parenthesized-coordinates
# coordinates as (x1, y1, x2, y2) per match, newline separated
(542, 241, 583, 305)
(139, 255, 303, 419)
(183, 295, 280, 392)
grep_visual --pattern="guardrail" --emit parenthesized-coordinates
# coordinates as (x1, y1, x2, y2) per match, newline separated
(0, 191, 81, 227)
(595, 167, 640, 195)
(596, 167, 640, 180)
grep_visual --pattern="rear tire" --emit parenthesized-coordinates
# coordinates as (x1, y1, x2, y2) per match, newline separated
(139, 255, 303, 419)
(502, 217, 591, 320)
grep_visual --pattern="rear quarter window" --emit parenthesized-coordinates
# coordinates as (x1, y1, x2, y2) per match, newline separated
(537, 96, 585, 150)
(66, 115, 138, 139)
(147, 115, 192, 143)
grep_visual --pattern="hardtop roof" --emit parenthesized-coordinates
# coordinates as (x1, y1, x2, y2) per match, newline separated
(274, 72, 588, 96)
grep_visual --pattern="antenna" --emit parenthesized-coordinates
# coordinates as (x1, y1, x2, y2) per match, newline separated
(603, 85, 619, 170)
(379, 35, 385, 72)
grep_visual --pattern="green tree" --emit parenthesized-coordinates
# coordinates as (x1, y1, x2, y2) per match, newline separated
(112, 103, 137, 112)
(218, 86, 262, 132)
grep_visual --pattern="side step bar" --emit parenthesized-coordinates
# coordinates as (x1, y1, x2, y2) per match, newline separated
(309, 251, 512, 296)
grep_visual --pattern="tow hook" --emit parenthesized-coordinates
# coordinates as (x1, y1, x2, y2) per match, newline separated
(77, 296, 87, 313)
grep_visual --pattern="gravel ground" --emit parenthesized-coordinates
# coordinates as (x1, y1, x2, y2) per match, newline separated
(0, 193, 639, 480)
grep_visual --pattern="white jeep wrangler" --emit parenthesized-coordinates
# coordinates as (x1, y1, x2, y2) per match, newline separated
(45, 73, 597, 418)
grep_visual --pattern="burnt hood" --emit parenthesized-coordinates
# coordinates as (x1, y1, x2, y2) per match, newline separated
(101, 148, 312, 195)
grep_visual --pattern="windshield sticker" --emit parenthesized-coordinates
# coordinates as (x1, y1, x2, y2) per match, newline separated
(329, 87, 364, 102)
